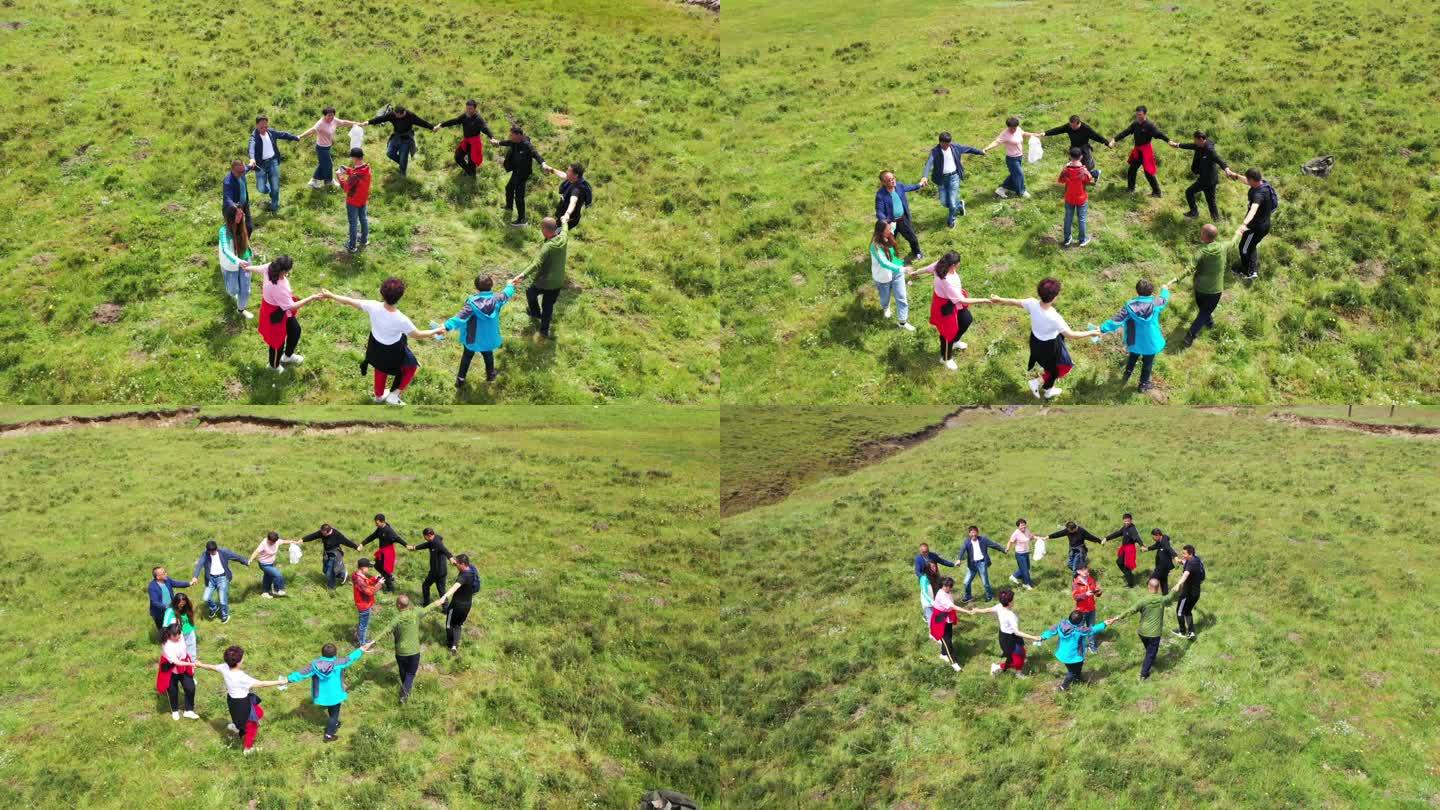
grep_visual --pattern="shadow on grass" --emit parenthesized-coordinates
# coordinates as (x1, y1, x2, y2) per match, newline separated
(821, 288, 882, 352)
(245, 362, 306, 404)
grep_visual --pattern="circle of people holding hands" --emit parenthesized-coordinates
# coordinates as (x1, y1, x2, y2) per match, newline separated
(145, 514, 482, 751)
(869, 105, 1281, 395)
(913, 513, 1208, 691)
(216, 100, 596, 401)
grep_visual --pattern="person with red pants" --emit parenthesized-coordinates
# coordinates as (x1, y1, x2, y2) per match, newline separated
(433, 99, 497, 177)
(1071, 564, 1103, 653)
(193, 645, 287, 754)
(323, 278, 444, 406)
(360, 513, 407, 592)
(1110, 105, 1171, 198)
(989, 278, 1100, 400)
(962, 588, 1041, 677)
(1105, 512, 1142, 588)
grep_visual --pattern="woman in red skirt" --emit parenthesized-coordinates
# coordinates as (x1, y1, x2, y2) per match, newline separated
(241, 256, 325, 373)
(909, 251, 992, 371)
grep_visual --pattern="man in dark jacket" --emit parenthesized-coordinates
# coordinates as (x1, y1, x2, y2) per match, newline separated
(920, 132, 986, 227)
(147, 566, 192, 631)
(875, 170, 925, 260)
(193, 540, 250, 623)
(1104, 513, 1143, 587)
(433, 99, 496, 177)
(957, 526, 1008, 603)
(1049, 521, 1104, 575)
(1171, 130, 1238, 221)
(367, 105, 434, 177)
(360, 513, 407, 592)
(1111, 106, 1171, 197)
(302, 523, 360, 591)
(1041, 115, 1111, 181)
(499, 126, 545, 226)
(1144, 528, 1179, 594)
(222, 160, 255, 238)
(541, 161, 593, 230)
(913, 542, 955, 579)
(1170, 544, 1206, 639)
(412, 527, 454, 606)
(248, 115, 301, 212)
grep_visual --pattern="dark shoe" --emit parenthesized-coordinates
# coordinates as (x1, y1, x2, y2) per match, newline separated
(1183, 333, 1196, 348)
(324, 734, 337, 743)
(959, 596, 974, 605)
(1183, 210, 1199, 218)
(947, 220, 956, 229)
(1138, 382, 1154, 393)
(486, 369, 498, 382)
(1150, 192, 1163, 198)
(510, 219, 528, 227)
(455, 376, 466, 389)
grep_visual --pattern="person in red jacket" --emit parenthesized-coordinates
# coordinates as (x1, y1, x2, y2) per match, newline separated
(336, 147, 372, 253)
(1057, 147, 1095, 248)
(352, 558, 382, 645)
(1071, 564, 1103, 653)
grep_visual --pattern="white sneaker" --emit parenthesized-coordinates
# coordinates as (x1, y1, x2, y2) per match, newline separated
(1021, 191, 1032, 199)
(990, 663, 1002, 676)
(182, 711, 201, 720)
(1023, 584, 1034, 591)
(384, 390, 405, 406)
(943, 358, 958, 371)
(1009, 575, 1020, 584)
(1079, 238, 1092, 247)
(939, 655, 950, 664)
(261, 592, 273, 599)
(1062, 240, 1073, 248)
(281, 353, 304, 365)
(374, 393, 388, 404)
(951, 662, 962, 672)
(227, 723, 239, 733)
(272, 365, 285, 374)
(995, 187, 1009, 198)
(275, 590, 287, 597)
(1028, 378, 1042, 398)
(883, 305, 892, 319)
(240, 309, 254, 320)
(899, 321, 915, 332)
(955, 341, 967, 350)
(1044, 387, 1064, 399)
(172, 711, 180, 720)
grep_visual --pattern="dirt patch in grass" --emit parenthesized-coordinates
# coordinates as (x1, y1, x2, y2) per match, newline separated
(1266, 412, 1440, 440)
(548, 112, 574, 127)
(31, 253, 54, 267)
(1241, 705, 1269, 718)
(368, 474, 417, 483)
(0, 21, 27, 30)
(1136, 697, 1157, 713)
(1357, 259, 1388, 281)
(92, 302, 122, 324)
(0, 407, 199, 437)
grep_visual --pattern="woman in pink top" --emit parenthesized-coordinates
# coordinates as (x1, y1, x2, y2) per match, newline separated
(240, 256, 325, 372)
(909, 251, 992, 370)
(929, 577, 963, 671)
(300, 107, 361, 189)
(1006, 517, 1037, 590)
(247, 530, 299, 598)
(983, 116, 1041, 199)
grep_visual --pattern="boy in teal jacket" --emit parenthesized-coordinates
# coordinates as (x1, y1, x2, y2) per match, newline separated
(1037, 610, 1113, 690)
(285, 640, 374, 741)
(444, 271, 525, 386)
(1100, 278, 1171, 392)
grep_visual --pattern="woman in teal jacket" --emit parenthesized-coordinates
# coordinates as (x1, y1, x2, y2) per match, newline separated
(1099, 278, 1171, 392)
(286, 640, 374, 741)
(1037, 610, 1114, 690)
(443, 272, 525, 386)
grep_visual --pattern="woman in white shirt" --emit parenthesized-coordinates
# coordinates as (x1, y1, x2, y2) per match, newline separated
(962, 588, 1042, 676)
(194, 645, 288, 753)
(991, 277, 1100, 399)
(324, 277, 444, 406)
(158, 623, 199, 720)
(983, 116, 1042, 199)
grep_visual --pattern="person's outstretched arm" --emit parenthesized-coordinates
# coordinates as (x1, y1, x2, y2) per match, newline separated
(988, 295, 1028, 309)
(1083, 528, 1104, 544)
(250, 677, 289, 689)
(320, 290, 366, 311)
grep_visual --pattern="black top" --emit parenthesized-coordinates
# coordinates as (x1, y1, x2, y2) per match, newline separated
(1044, 122, 1108, 151)
(452, 567, 481, 605)
(501, 139, 545, 177)
(302, 528, 359, 555)
(1145, 535, 1177, 572)
(1178, 141, 1229, 186)
(367, 111, 435, 137)
(1180, 555, 1206, 593)
(414, 534, 453, 576)
(1113, 119, 1169, 147)
(438, 113, 493, 139)
(1105, 524, 1141, 545)
(362, 523, 405, 548)
(555, 179, 592, 228)
(1247, 183, 1277, 229)
(1049, 525, 1103, 551)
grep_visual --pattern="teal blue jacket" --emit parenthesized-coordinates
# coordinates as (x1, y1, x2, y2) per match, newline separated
(1039, 619, 1107, 664)
(287, 648, 364, 706)
(1100, 288, 1170, 355)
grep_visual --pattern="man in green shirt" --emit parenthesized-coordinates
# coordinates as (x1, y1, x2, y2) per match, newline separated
(386, 590, 452, 703)
(521, 216, 570, 339)
(1112, 576, 1181, 680)
(1172, 223, 1241, 347)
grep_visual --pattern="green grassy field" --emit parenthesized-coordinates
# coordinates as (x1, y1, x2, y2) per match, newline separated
(721, 0, 1440, 405)
(718, 407, 1440, 806)
(0, 408, 720, 807)
(0, 0, 718, 404)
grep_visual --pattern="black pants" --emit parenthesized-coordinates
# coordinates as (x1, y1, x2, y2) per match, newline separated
(1116, 557, 1136, 587)
(396, 653, 421, 699)
(890, 214, 921, 257)
(1176, 589, 1200, 635)
(453, 146, 476, 176)
(267, 317, 302, 368)
(505, 173, 528, 221)
(1123, 352, 1156, 388)
(380, 566, 395, 592)
(1127, 161, 1162, 194)
(422, 571, 447, 606)
(526, 286, 561, 337)
(1061, 661, 1085, 689)
(446, 601, 472, 648)
(457, 349, 495, 383)
(1139, 634, 1161, 678)
(938, 621, 957, 662)
(940, 308, 974, 361)
(1238, 224, 1269, 277)
(223, 203, 254, 236)
(1152, 568, 1171, 595)
(227, 695, 251, 730)
(1185, 180, 1219, 219)
(325, 703, 342, 736)
(1188, 291, 1222, 339)
(167, 673, 195, 711)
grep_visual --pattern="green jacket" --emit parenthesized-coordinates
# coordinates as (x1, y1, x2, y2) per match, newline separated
(526, 219, 570, 290)
(388, 602, 442, 657)
(1116, 590, 1180, 637)
(1183, 234, 1239, 295)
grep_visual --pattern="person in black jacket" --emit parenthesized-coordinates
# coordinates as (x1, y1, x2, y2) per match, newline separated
(444, 554, 481, 653)
(301, 523, 360, 591)
(432, 100, 496, 177)
(498, 126, 546, 227)
(542, 161, 593, 230)
(412, 527, 453, 606)
(366, 105, 434, 177)
(1104, 513, 1143, 588)
(1170, 544, 1206, 639)
(1168, 130, 1239, 221)
(1049, 521, 1104, 576)
(1110, 106, 1170, 197)
(1039, 115, 1111, 181)
(1144, 528, 1178, 594)
(360, 513, 407, 592)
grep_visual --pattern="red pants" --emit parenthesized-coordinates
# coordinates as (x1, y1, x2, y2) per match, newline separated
(998, 645, 1026, 672)
(243, 703, 264, 750)
(373, 367, 417, 397)
(1041, 364, 1073, 387)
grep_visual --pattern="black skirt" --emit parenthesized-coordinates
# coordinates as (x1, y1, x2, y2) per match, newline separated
(998, 631, 1022, 657)
(360, 333, 418, 377)
(1027, 333, 1073, 376)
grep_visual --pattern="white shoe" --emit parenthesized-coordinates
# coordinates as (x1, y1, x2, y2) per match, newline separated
(1062, 240, 1073, 248)
(384, 390, 405, 406)
(172, 711, 180, 720)
(939, 655, 950, 663)
(1028, 378, 1042, 399)
(261, 592, 273, 599)
(374, 393, 388, 404)
(995, 187, 1008, 198)
(240, 309, 254, 320)
(1078, 238, 1092, 247)
(990, 663, 1002, 676)
(899, 321, 915, 332)
(1021, 191, 1031, 198)
(955, 341, 967, 350)
(243, 748, 255, 755)
(182, 711, 200, 720)
(1023, 584, 1034, 591)
(883, 305, 892, 319)
(952, 662, 962, 672)
(272, 365, 285, 374)
(275, 590, 287, 597)
(281, 353, 303, 365)
(943, 359, 958, 371)
(1044, 386, 1064, 399)
(1009, 575, 1020, 584)
(227, 723, 239, 733)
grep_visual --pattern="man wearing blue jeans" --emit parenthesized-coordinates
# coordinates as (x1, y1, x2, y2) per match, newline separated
(920, 132, 986, 228)
(1049, 521, 1104, 576)
(192, 540, 250, 624)
(366, 105, 434, 178)
(248, 116, 300, 212)
(302, 523, 359, 591)
(957, 526, 1008, 603)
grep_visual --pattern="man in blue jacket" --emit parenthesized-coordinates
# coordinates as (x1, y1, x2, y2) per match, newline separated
(920, 132, 986, 228)
(147, 566, 192, 632)
(957, 525, 1008, 603)
(248, 115, 301, 213)
(193, 540, 250, 624)
(913, 542, 954, 579)
(222, 159, 255, 240)
(875, 170, 925, 261)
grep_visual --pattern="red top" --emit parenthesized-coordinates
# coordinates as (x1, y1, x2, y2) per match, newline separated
(1071, 575, 1099, 612)
(340, 163, 372, 207)
(1059, 164, 1093, 206)
(353, 572, 380, 610)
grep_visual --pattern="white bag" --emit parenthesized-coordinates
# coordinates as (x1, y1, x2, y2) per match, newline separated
(1026, 134, 1044, 164)
(349, 125, 365, 150)
(1033, 537, 1047, 561)
(289, 543, 302, 565)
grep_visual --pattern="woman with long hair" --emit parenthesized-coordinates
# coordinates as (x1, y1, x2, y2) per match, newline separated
(240, 256, 324, 373)
(324, 277, 445, 406)
(163, 593, 199, 661)
(155, 623, 199, 720)
(909, 251, 991, 370)
(869, 220, 914, 331)
(990, 277, 1100, 399)
(919, 560, 941, 632)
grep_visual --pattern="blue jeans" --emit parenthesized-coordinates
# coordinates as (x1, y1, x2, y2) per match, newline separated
(963, 560, 993, 601)
(937, 172, 962, 223)
(259, 562, 285, 593)
(222, 269, 251, 310)
(183, 631, 197, 660)
(1064, 202, 1088, 243)
(1014, 552, 1033, 586)
(326, 704, 342, 736)
(346, 204, 369, 251)
(1067, 547, 1087, 576)
(1002, 156, 1026, 195)
(202, 574, 230, 619)
(386, 135, 414, 175)
(357, 608, 372, 645)
(874, 274, 909, 324)
(323, 551, 346, 590)
(254, 159, 281, 210)
(313, 145, 333, 182)
(1081, 610, 1098, 651)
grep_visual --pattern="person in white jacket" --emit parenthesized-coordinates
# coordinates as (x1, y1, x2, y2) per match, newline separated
(869, 221, 914, 331)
